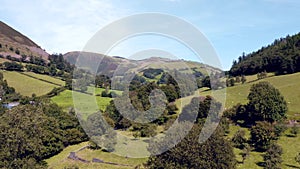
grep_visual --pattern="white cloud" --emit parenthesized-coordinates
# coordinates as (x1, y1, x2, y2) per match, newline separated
(1, 0, 130, 54)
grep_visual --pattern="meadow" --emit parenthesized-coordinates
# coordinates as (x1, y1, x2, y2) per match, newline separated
(46, 140, 148, 169)
(200, 72, 300, 120)
(51, 87, 122, 119)
(226, 125, 300, 169)
(2, 71, 62, 96)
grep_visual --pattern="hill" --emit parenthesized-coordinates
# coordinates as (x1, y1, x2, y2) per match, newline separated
(64, 51, 220, 77)
(229, 32, 300, 76)
(0, 21, 49, 60)
(200, 72, 300, 120)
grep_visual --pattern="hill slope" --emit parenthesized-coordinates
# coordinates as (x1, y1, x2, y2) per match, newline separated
(64, 51, 220, 77)
(200, 72, 300, 120)
(230, 32, 300, 76)
(0, 21, 48, 60)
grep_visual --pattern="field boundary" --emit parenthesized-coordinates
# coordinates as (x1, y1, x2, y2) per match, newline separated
(19, 72, 63, 86)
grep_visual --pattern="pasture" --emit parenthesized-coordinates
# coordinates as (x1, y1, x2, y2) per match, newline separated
(2, 71, 60, 96)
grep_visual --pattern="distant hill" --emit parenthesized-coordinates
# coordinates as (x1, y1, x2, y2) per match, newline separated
(0, 21, 49, 60)
(64, 51, 221, 77)
(0, 21, 221, 76)
(229, 32, 300, 76)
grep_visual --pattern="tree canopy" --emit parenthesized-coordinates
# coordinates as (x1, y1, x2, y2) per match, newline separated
(247, 82, 287, 123)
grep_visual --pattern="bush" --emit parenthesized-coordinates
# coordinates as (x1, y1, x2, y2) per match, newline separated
(232, 129, 247, 149)
(250, 121, 277, 151)
(3, 61, 23, 71)
(290, 124, 299, 137)
(263, 144, 282, 169)
(101, 91, 112, 98)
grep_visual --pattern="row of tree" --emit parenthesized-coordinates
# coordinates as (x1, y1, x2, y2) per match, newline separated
(230, 33, 300, 76)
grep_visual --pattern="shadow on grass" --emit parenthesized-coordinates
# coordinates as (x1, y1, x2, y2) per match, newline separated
(285, 133, 297, 137)
(285, 164, 300, 169)
(256, 161, 265, 167)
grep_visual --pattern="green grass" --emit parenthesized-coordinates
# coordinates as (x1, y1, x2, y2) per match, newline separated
(46, 142, 89, 168)
(51, 87, 121, 119)
(21, 71, 65, 86)
(200, 72, 300, 120)
(227, 125, 300, 169)
(278, 129, 300, 169)
(46, 141, 147, 169)
(2, 71, 59, 96)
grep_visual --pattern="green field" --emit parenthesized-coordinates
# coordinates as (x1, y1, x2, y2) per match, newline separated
(46, 141, 147, 169)
(226, 125, 300, 169)
(200, 72, 300, 120)
(51, 87, 122, 119)
(21, 71, 65, 86)
(2, 71, 60, 96)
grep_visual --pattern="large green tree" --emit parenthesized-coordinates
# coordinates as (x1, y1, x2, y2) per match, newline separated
(247, 82, 287, 123)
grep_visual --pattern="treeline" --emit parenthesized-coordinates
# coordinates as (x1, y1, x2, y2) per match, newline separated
(230, 32, 300, 76)
(0, 53, 74, 78)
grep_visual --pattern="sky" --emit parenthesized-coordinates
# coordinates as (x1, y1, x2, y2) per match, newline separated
(1, 0, 300, 70)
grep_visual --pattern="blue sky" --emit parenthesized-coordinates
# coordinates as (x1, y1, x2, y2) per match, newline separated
(1, 0, 300, 70)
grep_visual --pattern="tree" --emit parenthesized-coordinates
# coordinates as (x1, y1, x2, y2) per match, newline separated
(49, 64, 57, 76)
(201, 76, 211, 88)
(250, 121, 277, 151)
(0, 105, 63, 168)
(290, 124, 299, 137)
(235, 76, 241, 83)
(247, 82, 287, 123)
(160, 84, 179, 102)
(263, 144, 283, 169)
(241, 75, 247, 84)
(3, 61, 23, 71)
(232, 129, 247, 149)
(229, 78, 235, 86)
(146, 122, 236, 169)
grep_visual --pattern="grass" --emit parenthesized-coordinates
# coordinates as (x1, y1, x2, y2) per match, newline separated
(0, 57, 10, 63)
(21, 71, 65, 86)
(2, 71, 59, 96)
(200, 72, 300, 120)
(278, 129, 300, 169)
(45, 142, 89, 168)
(46, 141, 147, 169)
(48, 72, 300, 169)
(227, 125, 300, 169)
(51, 87, 122, 119)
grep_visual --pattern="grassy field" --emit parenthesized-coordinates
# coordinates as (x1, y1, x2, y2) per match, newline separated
(200, 72, 300, 120)
(21, 71, 65, 86)
(46, 141, 147, 169)
(2, 71, 60, 96)
(48, 72, 300, 168)
(226, 125, 300, 169)
(51, 87, 122, 119)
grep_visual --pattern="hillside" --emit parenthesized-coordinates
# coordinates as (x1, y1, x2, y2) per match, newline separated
(64, 51, 220, 77)
(201, 72, 300, 120)
(2, 71, 64, 96)
(0, 21, 48, 60)
(229, 32, 300, 76)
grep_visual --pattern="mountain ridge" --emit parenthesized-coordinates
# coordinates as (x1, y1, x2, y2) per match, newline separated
(0, 21, 49, 60)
